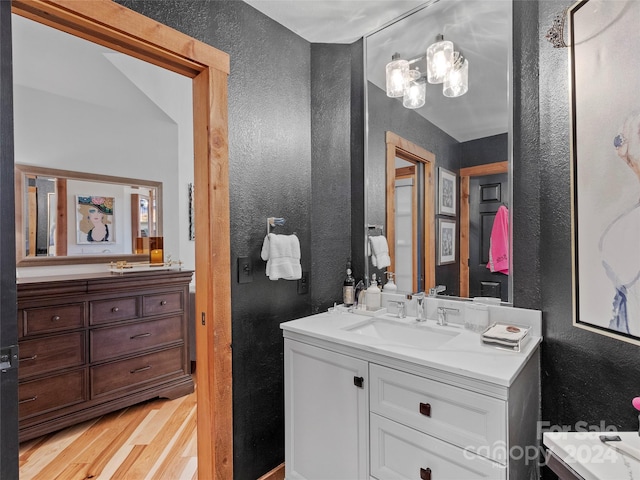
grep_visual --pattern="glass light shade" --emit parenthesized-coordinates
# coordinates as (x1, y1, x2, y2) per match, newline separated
(426, 38, 453, 84)
(386, 57, 409, 97)
(403, 72, 426, 109)
(443, 55, 469, 98)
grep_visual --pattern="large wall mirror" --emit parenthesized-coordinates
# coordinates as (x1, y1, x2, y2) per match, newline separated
(12, 13, 193, 270)
(364, 0, 513, 302)
(16, 164, 162, 266)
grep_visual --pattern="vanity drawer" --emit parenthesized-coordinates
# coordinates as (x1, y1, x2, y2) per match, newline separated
(21, 303, 85, 337)
(19, 370, 86, 420)
(90, 316, 184, 362)
(91, 346, 184, 397)
(19, 332, 85, 380)
(370, 413, 505, 480)
(90, 296, 139, 325)
(142, 291, 183, 317)
(370, 364, 506, 462)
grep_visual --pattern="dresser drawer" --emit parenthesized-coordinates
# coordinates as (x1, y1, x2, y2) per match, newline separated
(90, 316, 184, 362)
(19, 332, 85, 380)
(370, 364, 506, 462)
(370, 414, 505, 480)
(21, 303, 85, 337)
(90, 296, 139, 325)
(142, 291, 183, 317)
(19, 370, 86, 420)
(91, 346, 184, 397)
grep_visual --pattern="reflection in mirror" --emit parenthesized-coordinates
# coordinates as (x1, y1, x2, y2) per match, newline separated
(365, 0, 512, 302)
(15, 164, 162, 266)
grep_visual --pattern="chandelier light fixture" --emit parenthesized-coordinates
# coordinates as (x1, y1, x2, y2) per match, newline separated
(384, 33, 469, 109)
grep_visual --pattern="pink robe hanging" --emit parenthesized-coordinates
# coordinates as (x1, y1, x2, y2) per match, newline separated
(487, 205, 509, 275)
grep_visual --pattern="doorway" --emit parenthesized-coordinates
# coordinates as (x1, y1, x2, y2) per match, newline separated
(7, 1, 232, 478)
(459, 161, 509, 300)
(385, 131, 436, 293)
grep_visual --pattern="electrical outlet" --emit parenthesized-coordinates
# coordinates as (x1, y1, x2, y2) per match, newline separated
(297, 271, 309, 294)
(237, 256, 253, 284)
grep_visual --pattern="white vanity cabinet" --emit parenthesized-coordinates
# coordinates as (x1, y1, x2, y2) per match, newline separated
(282, 311, 541, 480)
(284, 340, 369, 480)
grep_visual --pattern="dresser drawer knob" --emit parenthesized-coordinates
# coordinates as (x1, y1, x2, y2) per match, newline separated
(130, 365, 152, 374)
(420, 467, 432, 480)
(51, 315, 61, 322)
(112, 307, 120, 313)
(19, 396, 38, 404)
(130, 333, 152, 340)
(419, 402, 431, 417)
(160, 300, 167, 306)
(19, 354, 38, 362)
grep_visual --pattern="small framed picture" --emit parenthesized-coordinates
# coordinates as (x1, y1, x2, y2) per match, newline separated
(437, 167, 457, 216)
(76, 195, 115, 244)
(437, 218, 456, 266)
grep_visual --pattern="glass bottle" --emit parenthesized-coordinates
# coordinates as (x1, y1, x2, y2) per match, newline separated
(343, 261, 355, 307)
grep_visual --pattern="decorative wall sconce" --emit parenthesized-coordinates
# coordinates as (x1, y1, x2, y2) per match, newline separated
(545, 8, 568, 48)
(385, 33, 469, 109)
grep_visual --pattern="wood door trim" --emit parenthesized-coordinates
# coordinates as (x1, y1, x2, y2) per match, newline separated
(385, 131, 436, 291)
(459, 161, 508, 298)
(11, 2, 232, 478)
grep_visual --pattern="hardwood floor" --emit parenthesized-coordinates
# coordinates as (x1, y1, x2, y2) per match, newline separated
(19, 382, 197, 480)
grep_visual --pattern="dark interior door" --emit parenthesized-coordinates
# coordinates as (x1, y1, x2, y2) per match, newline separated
(0, 2, 19, 478)
(468, 173, 509, 301)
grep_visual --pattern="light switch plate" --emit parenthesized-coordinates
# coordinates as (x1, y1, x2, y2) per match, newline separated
(237, 256, 253, 284)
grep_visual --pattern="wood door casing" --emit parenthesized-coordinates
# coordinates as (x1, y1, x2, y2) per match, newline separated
(459, 161, 508, 298)
(10, 2, 232, 478)
(385, 131, 436, 292)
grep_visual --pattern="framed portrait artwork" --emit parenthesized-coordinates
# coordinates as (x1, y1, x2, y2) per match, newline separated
(569, 0, 640, 344)
(437, 218, 456, 266)
(437, 167, 456, 216)
(76, 195, 115, 244)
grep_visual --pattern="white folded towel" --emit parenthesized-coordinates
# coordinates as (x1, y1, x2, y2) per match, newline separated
(261, 233, 302, 281)
(369, 235, 391, 269)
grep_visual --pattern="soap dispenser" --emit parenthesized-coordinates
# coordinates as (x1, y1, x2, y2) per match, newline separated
(366, 274, 381, 310)
(383, 271, 397, 292)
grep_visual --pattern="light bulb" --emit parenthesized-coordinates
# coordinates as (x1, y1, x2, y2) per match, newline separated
(426, 35, 453, 84)
(403, 71, 425, 109)
(443, 53, 468, 98)
(385, 54, 409, 98)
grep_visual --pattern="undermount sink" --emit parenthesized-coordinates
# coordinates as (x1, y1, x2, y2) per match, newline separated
(345, 317, 459, 349)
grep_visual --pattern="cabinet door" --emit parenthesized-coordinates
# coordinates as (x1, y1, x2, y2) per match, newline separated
(285, 340, 368, 480)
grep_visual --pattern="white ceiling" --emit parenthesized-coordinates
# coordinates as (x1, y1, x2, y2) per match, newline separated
(244, 0, 511, 142)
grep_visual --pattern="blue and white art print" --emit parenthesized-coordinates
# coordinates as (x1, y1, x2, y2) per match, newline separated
(571, 0, 640, 342)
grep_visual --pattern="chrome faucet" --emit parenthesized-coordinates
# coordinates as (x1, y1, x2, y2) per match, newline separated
(389, 300, 406, 318)
(412, 292, 426, 322)
(437, 306, 459, 326)
(428, 285, 446, 297)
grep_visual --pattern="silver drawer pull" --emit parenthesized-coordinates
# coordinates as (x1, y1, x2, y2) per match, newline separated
(51, 315, 61, 322)
(160, 300, 167, 306)
(130, 333, 152, 339)
(112, 307, 120, 313)
(19, 354, 38, 362)
(19, 396, 38, 404)
(130, 365, 152, 374)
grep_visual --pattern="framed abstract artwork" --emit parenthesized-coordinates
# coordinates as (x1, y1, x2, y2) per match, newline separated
(437, 167, 456, 216)
(570, 0, 640, 344)
(437, 218, 456, 266)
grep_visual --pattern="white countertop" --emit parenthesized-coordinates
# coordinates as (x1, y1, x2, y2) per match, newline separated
(280, 310, 541, 387)
(544, 431, 640, 480)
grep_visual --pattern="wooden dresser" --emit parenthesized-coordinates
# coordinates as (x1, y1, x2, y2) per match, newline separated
(17, 269, 194, 442)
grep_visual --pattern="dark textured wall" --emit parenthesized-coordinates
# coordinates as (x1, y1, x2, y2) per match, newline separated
(310, 43, 353, 312)
(534, 1, 640, 477)
(0, 1, 19, 478)
(460, 133, 508, 169)
(115, 1, 354, 477)
(367, 82, 461, 294)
